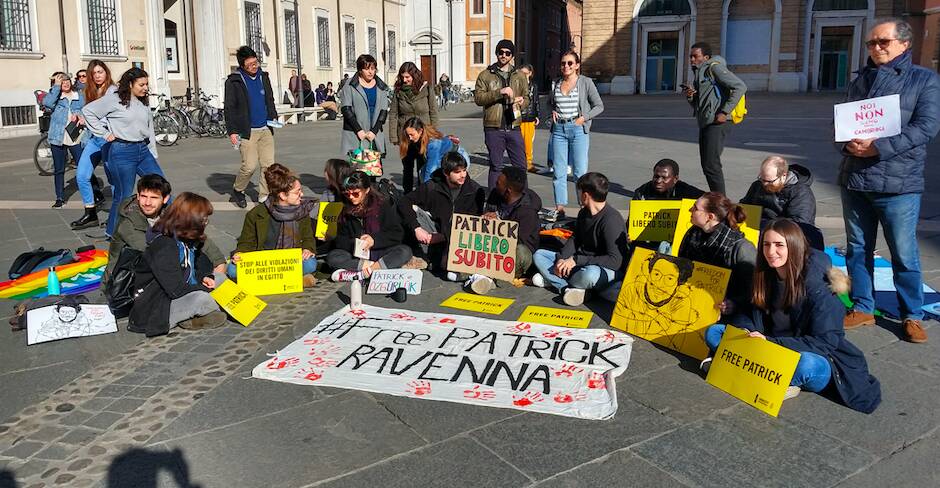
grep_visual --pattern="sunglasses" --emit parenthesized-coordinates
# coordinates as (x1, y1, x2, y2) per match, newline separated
(865, 38, 897, 49)
(497, 50, 513, 56)
(562, 60, 577, 67)
(343, 189, 363, 198)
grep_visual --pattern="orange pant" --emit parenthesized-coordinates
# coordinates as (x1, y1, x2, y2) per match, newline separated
(520, 121, 536, 169)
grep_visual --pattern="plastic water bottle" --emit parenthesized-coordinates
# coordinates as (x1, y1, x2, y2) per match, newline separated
(47, 267, 61, 295)
(350, 277, 362, 312)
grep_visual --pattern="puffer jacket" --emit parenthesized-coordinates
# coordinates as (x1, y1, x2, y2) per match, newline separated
(741, 164, 816, 225)
(689, 55, 747, 129)
(839, 51, 940, 194)
(474, 63, 529, 129)
(730, 249, 882, 414)
(388, 82, 439, 144)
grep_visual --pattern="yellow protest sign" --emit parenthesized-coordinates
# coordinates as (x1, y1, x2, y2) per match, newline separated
(518, 306, 592, 328)
(669, 198, 696, 256)
(737, 203, 762, 248)
(628, 200, 682, 242)
(706, 325, 800, 417)
(237, 248, 303, 295)
(440, 292, 514, 315)
(210, 279, 267, 326)
(671, 200, 761, 255)
(610, 247, 730, 360)
(315, 202, 344, 239)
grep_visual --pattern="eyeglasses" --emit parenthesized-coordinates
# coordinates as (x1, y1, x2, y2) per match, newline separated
(759, 175, 781, 184)
(562, 60, 577, 67)
(649, 269, 679, 285)
(78, 74, 87, 79)
(343, 189, 362, 198)
(497, 50, 513, 56)
(865, 38, 897, 49)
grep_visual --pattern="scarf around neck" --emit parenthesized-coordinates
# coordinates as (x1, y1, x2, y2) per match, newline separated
(265, 198, 315, 250)
(684, 222, 744, 267)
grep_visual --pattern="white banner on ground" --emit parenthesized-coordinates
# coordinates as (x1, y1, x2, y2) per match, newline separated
(252, 305, 633, 420)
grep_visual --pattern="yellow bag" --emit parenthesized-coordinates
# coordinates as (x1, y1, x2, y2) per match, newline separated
(730, 94, 747, 124)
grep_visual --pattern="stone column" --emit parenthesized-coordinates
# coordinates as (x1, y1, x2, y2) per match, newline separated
(194, 0, 227, 101)
(145, 0, 169, 99)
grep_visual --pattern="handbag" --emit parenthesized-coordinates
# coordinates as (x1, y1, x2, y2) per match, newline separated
(347, 140, 383, 177)
(104, 247, 143, 319)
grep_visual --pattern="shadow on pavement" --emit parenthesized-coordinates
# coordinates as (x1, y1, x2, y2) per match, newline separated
(107, 447, 201, 488)
(0, 469, 17, 488)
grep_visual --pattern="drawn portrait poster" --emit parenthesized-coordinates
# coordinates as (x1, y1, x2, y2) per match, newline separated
(252, 305, 633, 420)
(610, 248, 730, 360)
(447, 213, 518, 282)
(27, 303, 117, 345)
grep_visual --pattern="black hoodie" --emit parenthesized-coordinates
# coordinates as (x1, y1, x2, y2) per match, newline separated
(398, 169, 486, 239)
(740, 164, 816, 225)
(486, 188, 542, 252)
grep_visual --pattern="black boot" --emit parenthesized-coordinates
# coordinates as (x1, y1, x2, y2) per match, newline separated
(91, 177, 105, 206)
(70, 207, 99, 230)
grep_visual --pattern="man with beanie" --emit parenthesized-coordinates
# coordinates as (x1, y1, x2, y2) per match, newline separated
(474, 39, 530, 190)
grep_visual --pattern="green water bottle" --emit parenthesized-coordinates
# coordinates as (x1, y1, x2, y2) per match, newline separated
(47, 267, 61, 295)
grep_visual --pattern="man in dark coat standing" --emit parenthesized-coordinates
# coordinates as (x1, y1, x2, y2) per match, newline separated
(840, 18, 940, 343)
(741, 155, 816, 226)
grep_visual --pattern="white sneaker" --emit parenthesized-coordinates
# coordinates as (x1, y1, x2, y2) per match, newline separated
(563, 288, 585, 307)
(531, 273, 547, 288)
(783, 386, 801, 400)
(331, 269, 361, 282)
(445, 272, 460, 282)
(467, 274, 495, 295)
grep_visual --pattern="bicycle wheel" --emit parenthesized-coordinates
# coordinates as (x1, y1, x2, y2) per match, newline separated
(169, 108, 192, 137)
(153, 113, 181, 146)
(188, 107, 212, 136)
(34, 134, 54, 176)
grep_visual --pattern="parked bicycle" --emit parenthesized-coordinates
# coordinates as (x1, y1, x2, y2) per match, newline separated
(32, 89, 76, 176)
(188, 90, 226, 138)
(151, 93, 182, 147)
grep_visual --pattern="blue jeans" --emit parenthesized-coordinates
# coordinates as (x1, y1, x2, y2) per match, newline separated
(50, 144, 83, 201)
(226, 256, 318, 280)
(551, 121, 590, 206)
(705, 324, 832, 392)
(76, 135, 109, 206)
(106, 141, 164, 236)
(841, 188, 923, 320)
(533, 249, 615, 292)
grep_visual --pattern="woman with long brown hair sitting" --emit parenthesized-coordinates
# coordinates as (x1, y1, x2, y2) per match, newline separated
(129, 192, 226, 336)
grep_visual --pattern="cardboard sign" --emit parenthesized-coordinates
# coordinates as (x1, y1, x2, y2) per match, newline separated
(517, 306, 593, 329)
(315, 202, 344, 239)
(441, 292, 514, 315)
(706, 325, 800, 417)
(834, 94, 901, 142)
(237, 248, 303, 295)
(628, 200, 682, 242)
(27, 304, 117, 345)
(670, 200, 760, 256)
(447, 213, 518, 282)
(367, 269, 424, 295)
(610, 247, 730, 360)
(211, 279, 267, 326)
(252, 305, 634, 420)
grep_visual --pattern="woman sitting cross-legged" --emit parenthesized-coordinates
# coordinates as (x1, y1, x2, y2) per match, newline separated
(327, 171, 413, 281)
(129, 192, 227, 336)
(702, 218, 881, 413)
(229, 164, 318, 288)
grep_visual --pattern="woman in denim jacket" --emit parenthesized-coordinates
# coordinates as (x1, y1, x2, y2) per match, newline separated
(42, 72, 85, 208)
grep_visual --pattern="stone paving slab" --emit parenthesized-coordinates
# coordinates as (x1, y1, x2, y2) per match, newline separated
(534, 450, 689, 488)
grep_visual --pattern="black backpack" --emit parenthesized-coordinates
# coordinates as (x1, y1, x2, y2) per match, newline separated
(8, 247, 76, 280)
(375, 178, 405, 206)
(104, 247, 143, 319)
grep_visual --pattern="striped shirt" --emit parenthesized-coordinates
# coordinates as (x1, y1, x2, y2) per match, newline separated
(554, 82, 580, 120)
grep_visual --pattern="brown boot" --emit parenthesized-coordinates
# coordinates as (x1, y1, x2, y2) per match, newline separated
(844, 310, 875, 330)
(903, 319, 928, 343)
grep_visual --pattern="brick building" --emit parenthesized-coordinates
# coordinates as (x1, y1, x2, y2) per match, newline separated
(580, 0, 909, 94)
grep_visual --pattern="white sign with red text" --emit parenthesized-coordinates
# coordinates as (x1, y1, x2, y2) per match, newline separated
(834, 94, 901, 142)
(252, 305, 633, 420)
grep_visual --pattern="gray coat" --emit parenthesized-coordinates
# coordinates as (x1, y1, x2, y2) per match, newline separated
(688, 55, 747, 129)
(340, 75, 390, 155)
(548, 75, 604, 133)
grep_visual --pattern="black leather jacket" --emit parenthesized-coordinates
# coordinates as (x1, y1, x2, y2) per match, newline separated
(520, 80, 540, 122)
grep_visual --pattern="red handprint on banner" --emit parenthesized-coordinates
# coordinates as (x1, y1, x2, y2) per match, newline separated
(295, 368, 324, 382)
(587, 371, 607, 390)
(390, 312, 417, 321)
(597, 330, 625, 344)
(303, 337, 332, 347)
(542, 330, 574, 339)
(265, 356, 299, 370)
(553, 392, 588, 404)
(406, 380, 432, 396)
(308, 356, 338, 367)
(309, 344, 341, 356)
(348, 309, 367, 318)
(439, 317, 456, 324)
(508, 322, 532, 333)
(553, 363, 584, 378)
(463, 385, 496, 401)
(512, 391, 544, 407)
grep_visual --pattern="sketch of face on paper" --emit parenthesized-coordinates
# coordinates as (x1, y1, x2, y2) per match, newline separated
(616, 253, 698, 340)
(27, 303, 117, 345)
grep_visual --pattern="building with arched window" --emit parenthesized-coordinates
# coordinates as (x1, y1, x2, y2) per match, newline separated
(579, 0, 922, 94)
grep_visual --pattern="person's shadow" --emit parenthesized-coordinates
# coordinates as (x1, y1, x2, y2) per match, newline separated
(0, 469, 18, 488)
(107, 447, 201, 488)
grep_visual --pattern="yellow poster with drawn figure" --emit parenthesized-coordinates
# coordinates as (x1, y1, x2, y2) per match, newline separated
(236, 248, 303, 295)
(315, 202, 344, 239)
(210, 279, 267, 326)
(706, 325, 800, 417)
(628, 200, 683, 242)
(610, 247, 730, 360)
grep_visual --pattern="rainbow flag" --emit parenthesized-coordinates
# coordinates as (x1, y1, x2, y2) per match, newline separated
(0, 249, 108, 300)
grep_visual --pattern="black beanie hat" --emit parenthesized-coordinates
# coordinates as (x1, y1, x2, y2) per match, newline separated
(495, 39, 515, 56)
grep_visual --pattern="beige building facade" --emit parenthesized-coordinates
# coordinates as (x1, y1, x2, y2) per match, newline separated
(0, 0, 405, 139)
